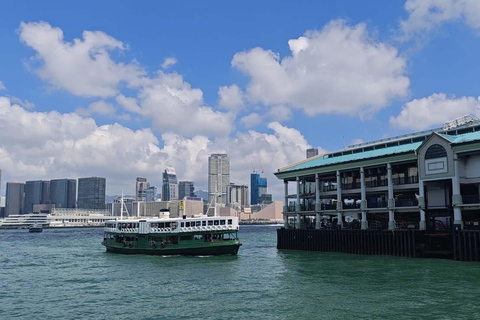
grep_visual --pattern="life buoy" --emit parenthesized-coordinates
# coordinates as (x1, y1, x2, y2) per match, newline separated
(161, 242, 165, 248)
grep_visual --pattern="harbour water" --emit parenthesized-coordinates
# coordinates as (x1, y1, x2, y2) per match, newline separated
(2, 226, 480, 319)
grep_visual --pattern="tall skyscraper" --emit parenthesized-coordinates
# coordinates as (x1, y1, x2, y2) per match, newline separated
(179, 181, 195, 200)
(146, 186, 157, 202)
(226, 183, 249, 210)
(50, 179, 76, 208)
(5, 182, 25, 216)
(41, 181, 50, 204)
(208, 154, 230, 206)
(162, 166, 178, 201)
(250, 173, 267, 205)
(24, 180, 45, 213)
(136, 177, 149, 201)
(77, 177, 106, 209)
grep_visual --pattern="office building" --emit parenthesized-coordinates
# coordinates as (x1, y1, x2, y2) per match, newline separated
(179, 181, 195, 200)
(5, 182, 25, 216)
(162, 166, 178, 201)
(136, 177, 149, 201)
(226, 183, 249, 210)
(208, 154, 230, 207)
(306, 148, 319, 159)
(77, 177, 106, 209)
(24, 180, 45, 213)
(251, 173, 267, 205)
(50, 179, 76, 209)
(146, 186, 158, 202)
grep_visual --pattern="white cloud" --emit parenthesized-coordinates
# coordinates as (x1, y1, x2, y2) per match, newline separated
(389, 93, 480, 130)
(0, 81, 5, 90)
(240, 113, 262, 128)
(75, 100, 116, 117)
(400, 0, 480, 40)
(115, 94, 142, 114)
(0, 96, 310, 198)
(267, 105, 292, 122)
(7, 95, 34, 109)
(19, 21, 144, 98)
(161, 57, 177, 69)
(218, 84, 244, 111)
(232, 20, 409, 118)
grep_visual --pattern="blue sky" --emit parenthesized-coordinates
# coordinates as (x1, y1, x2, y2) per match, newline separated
(1, 0, 480, 198)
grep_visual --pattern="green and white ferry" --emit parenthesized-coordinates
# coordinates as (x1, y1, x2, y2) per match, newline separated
(101, 214, 241, 256)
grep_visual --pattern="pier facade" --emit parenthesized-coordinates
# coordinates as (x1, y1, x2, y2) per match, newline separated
(275, 117, 480, 260)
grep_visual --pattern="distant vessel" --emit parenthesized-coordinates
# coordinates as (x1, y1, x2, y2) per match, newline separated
(28, 223, 43, 233)
(101, 214, 241, 256)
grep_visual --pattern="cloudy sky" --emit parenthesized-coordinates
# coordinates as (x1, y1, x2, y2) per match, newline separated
(1, 0, 480, 198)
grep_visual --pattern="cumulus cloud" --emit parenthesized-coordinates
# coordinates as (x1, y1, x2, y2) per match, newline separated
(75, 100, 116, 117)
(400, 0, 480, 40)
(218, 84, 244, 111)
(232, 20, 409, 118)
(267, 105, 292, 122)
(0, 81, 5, 90)
(161, 57, 177, 69)
(0, 96, 310, 198)
(389, 93, 480, 130)
(240, 113, 262, 128)
(7, 95, 34, 109)
(18, 21, 144, 97)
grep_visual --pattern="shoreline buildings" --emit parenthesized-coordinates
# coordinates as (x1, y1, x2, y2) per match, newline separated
(78, 177, 106, 209)
(208, 154, 230, 212)
(162, 166, 178, 201)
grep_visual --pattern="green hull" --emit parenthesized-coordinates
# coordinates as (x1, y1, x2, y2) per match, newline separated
(104, 242, 241, 256)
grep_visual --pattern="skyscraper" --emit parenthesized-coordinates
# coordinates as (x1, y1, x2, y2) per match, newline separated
(208, 154, 230, 206)
(162, 166, 178, 201)
(250, 173, 267, 205)
(146, 186, 157, 202)
(5, 182, 25, 216)
(179, 181, 195, 200)
(136, 177, 149, 201)
(77, 177, 106, 209)
(50, 179, 76, 208)
(226, 183, 249, 210)
(24, 180, 45, 213)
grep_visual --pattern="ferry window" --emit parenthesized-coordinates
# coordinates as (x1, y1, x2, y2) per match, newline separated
(171, 222, 178, 229)
(196, 221, 201, 226)
(159, 223, 165, 228)
(228, 219, 232, 225)
(220, 220, 226, 225)
(202, 221, 206, 226)
(194, 234, 203, 240)
(166, 222, 171, 228)
(208, 221, 213, 226)
(185, 222, 190, 227)
(214, 220, 219, 225)
(181, 222, 185, 227)
(180, 235, 193, 241)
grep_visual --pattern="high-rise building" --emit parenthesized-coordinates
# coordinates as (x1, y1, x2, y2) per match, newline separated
(24, 180, 45, 213)
(50, 179, 76, 208)
(5, 182, 25, 216)
(179, 181, 195, 200)
(41, 181, 50, 204)
(226, 183, 249, 210)
(146, 186, 157, 202)
(306, 148, 319, 159)
(136, 177, 149, 201)
(208, 154, 230, 207)
(251, 173, 267, 205)
(162, 166, 178, 201)
(77, 177, 106, 209)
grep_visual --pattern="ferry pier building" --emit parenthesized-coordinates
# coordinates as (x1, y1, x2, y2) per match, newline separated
(275, 116, 480, 261)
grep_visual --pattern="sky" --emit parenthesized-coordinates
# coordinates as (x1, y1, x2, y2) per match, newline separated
(1, 0, 480, 198)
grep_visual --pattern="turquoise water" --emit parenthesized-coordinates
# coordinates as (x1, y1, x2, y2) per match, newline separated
(1, 226, 480, 319)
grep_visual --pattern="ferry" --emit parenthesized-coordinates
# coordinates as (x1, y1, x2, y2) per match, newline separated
(101, 214, 242, 256)
(28, 223, 43, 233)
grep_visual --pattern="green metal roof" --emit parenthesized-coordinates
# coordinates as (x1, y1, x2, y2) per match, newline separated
(281, 141, 423, 173)
(440, 131, 480, 144)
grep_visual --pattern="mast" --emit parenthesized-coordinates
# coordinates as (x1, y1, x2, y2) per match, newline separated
(120, 191, 124, 220)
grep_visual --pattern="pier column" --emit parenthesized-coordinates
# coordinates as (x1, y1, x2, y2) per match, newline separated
(418, 180, 426, 230)
(296, 177, 301, 229)
(360, 167, 368, 229)
(387, 163, 395, 230)
(284, 181, 289, 228)
(336, 170, 343, 228)
(452, 154, 463, 228)
(315, 173, 321, 229)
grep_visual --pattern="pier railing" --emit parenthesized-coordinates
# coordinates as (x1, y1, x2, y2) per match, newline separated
(452, 228, 480, 261)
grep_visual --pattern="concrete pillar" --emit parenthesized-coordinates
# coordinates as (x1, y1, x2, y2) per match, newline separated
(336, 170, 343, 228)
(418, 180, 426, 230)
(296, 213, 301, 230)
(452, 154, 463, 228)
(315, 173, 321, 229)
(296, 177, 301, 229)
(283, 181, 288, 228)
(360, 167, 368, 229)
(387, 163, 395, 230)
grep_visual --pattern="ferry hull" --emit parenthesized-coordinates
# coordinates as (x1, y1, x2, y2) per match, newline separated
(104, 243, 241, 256)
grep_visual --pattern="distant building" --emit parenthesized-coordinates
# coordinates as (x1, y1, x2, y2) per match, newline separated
(162, 166, 178, 201)
(258, 193, 273, 204)
(306, 148, 319, 159)
(208, 154, 230, 207)
(179, 181, 196, 200)
(250, 173, 267, 205)
(5, 182, 25, 216)
(135, 177, 149, 201)
(50, 179, 76, 209)
(146, 186, 157, 202)
(24, 180, 46, 213)
(77, 177, 106, 209)
(226, 183, 249, 210)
